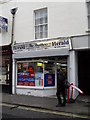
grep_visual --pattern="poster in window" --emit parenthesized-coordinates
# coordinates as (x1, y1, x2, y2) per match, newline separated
(17, 63, 35, 86)
(44, 74, 55, 87)
(35, 73, 43, 86)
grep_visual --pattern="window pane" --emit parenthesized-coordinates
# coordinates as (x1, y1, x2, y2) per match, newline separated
(35, 62, 43, 86)
(44, 61, 55, 87)
(45, 25, 48, 31)
(43, 8, 47, 18)
(40, 9, 43, 18)
(40, 18, 43, 24)
(35, 11, 40, 19)
(40, 25, 43, 32)
(17, 62, 35, 86)
(35, 33, 39, 39)
(35, 18, 40, 25)
(42, 25, 47, 32)
(17, 62, 43, 87)
(40, 32, 43, 39)
(43, 17, 47, 23)
(88, 16, 90, 29)
(45, 32, 48, 38)
(35, 26, 39, 33)
(87, 2, 90, 14)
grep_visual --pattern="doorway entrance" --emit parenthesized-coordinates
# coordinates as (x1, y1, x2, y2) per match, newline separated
(78, 51, 90, 95)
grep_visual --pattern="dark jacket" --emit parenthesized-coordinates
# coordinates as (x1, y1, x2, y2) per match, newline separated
(57, 72, 65, 90)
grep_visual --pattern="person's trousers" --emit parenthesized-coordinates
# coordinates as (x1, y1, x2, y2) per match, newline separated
(56, 89, 66, 105)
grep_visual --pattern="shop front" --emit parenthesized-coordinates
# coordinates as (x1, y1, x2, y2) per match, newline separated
(12, 38, 70, 96)
(0, 45, 12, 93)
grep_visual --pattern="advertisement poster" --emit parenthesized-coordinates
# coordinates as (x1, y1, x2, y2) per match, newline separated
(44, 74, 55, 87)
(17, 63, 35, 86)
(35, 73, 43, 86)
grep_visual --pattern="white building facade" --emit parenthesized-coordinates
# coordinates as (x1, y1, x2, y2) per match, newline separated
(1, 0, 90, 99)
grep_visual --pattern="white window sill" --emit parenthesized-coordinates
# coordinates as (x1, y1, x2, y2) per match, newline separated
(16, 86, 56, 89)
(86, 29, 90, 33)
(16, 86, 44, 89)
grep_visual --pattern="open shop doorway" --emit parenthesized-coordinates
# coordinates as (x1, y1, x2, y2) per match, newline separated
(78, 51, 90, 95)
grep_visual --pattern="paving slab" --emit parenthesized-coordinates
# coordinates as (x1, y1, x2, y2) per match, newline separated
(0, 93, 89, 117)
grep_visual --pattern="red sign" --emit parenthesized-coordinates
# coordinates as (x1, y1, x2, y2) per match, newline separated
(17, 82, 35, 86)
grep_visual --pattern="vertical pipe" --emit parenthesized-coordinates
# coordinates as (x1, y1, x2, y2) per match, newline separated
(11, 15, 15, 44)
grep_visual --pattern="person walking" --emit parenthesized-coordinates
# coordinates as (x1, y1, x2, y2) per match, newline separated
(56, 68, 66, 107)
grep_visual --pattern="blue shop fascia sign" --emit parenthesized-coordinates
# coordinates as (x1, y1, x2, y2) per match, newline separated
(0, 16, 8, 31)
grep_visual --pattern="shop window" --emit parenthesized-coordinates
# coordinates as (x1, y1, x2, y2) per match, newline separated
(17, 62, 43, 87)
(0, 55, 10, 84)
(44, 61, 55, 87)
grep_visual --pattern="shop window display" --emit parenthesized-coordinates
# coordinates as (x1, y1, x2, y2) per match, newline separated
(44, 61, 55, 87)
(17, 62, 43, 86)
(0, 55, 10, 84)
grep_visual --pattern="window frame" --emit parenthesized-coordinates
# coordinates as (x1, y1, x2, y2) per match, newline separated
(16, 60, 56, 89)
(87, 2, 90, 31)
(34, 7, 48, 40)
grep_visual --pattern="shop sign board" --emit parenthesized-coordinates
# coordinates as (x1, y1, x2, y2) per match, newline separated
(0, 16, 8, 31)
(44, 74, 55, 87)
(12, 38, 69, 53)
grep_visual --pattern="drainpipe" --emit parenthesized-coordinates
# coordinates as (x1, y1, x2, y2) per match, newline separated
(10, 8, 17, 94)
(11, 8, 18, 44)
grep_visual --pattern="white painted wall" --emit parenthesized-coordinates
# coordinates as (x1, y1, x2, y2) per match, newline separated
(14, 1, 88, 43)
(16, 88, 56, 97)
(0, 0, 88, 45)
(0, 0, 17, 46)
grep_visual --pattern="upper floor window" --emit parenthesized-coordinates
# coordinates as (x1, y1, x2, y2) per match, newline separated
(87, 2, 90, 29)
(34, 8, 48, 39)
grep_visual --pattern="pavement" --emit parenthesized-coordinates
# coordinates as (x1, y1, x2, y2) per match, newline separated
(0, 92, 90, 118)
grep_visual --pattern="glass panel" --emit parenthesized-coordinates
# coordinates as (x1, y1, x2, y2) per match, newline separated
(88, 16, 90, 29)
(44, 31, 47, 38)
(40, 32, 43, 39)
(1, 55, 10, 84)
(40, 25, 43, 32)
(43, 25, 47, 31)
(43, 8, 47, 18)
(35, 33, 37, 39)
(35, 32, 39, 39)
(44, 61, 55, 87)
(35, 11, 40, 19)
(43, 17, 47, 23)
(35, 62, 43, 86)
(87, 2, 90, 14)
(40, 18, 43, 24)
(45, 25, 48, 31)
(35, 18, 40, 25)
(17, 62, 43, 87)
(35, 26, 39, 33)
(40, 9, 44, 18)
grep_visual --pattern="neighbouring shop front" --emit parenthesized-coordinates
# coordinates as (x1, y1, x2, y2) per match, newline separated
(0, 45, 12, 93)
(78, 50, 90, 95)
(71, 35, 90, 97)
(12, 38, 70, 97)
